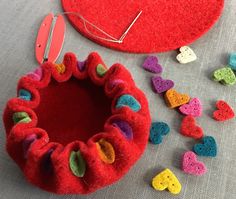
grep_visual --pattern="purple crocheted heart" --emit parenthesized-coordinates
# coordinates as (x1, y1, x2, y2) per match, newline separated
(152, 76, 174, 93)
(22, 134, 37, 158)
(77, 60, 86, 72)
(112, 120, 133, 140)
(142, 56, 162, 73)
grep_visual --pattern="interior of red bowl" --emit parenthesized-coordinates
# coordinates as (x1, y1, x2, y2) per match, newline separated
(34, 77, 112, 145)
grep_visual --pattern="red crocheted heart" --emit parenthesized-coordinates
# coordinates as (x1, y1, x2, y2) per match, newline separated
(180, 116, 203, 139)
(213, 100, 235, 121)
(61, 0, 224, 53)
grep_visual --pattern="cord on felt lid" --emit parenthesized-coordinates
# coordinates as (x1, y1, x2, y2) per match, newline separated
(55, 10, 142, 44)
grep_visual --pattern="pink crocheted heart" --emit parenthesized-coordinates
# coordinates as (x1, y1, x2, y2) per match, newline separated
(27, 67, 43, 81)
(179, 98, 202, 117)
(182, 151, 206, 176)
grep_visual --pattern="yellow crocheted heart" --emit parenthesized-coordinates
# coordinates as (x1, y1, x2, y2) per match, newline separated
(152, 168, 182, 195)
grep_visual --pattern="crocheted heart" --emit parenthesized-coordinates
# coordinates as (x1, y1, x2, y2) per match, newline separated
(18, 89, 32, 101)
(165, 89, 190, 108)
(116, 94, 141, 112)
(176, 46, 197, 64)
(69, 151, 86, 177)
(229, 53, 236, 71)
(182, 151, 206, 176)
(22, 134, 37, 158)
(77, 60, 87, 72)
(193, 136, 217, 157)
(149, 122, 170, 144)
(213, 100, 235, 121)
(213, 67, 236, 85)
(96, 64, 107, 77)
(61, 0, 224, 53)
(27, 67, 43, 81)
(180, 116, 203, 139)
(12, 112, 32, 124)
(152, 76, 174, 94)
(152, 168, 181, 195)
(96, 139, 115, 164)
(142, 56, 162, 73)
(108, 79, 125, 90)
(112, 120, 133, 140)
(179, 98, 202, 117)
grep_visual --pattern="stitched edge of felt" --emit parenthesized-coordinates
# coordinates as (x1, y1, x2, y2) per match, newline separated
(3, 52, 151, 194)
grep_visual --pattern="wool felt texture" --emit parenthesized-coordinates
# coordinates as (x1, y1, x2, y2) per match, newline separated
(149, 122, 170, 145)
(152, 168, 182, 195)
(142, 56, 162, 74)
(182, 151, 206, 176)
(61, 0, 224, 53)
(3, 52, 151, 194)
(180, 116, 203, 139)
(213, 100, 235, 121)
(193, 136, 217, 157)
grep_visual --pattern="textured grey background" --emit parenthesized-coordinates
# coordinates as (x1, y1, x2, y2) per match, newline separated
(0, 1, 236, 199)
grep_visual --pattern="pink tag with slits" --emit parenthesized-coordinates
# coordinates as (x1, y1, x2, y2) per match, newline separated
(35, 13, 65, 64)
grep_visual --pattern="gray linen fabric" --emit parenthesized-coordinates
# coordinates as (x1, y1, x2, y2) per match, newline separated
(0, 1, 236, 199)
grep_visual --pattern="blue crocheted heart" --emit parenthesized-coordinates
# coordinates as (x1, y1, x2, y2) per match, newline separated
(229, 53, 236, 71)
(193, 136, 217, 157)
(116, 94, 141, 112)
(18, 89, 32, 101)
(149, 122, 170, 144)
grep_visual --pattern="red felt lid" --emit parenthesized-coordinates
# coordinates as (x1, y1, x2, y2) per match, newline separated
(61, 0, 224, 53)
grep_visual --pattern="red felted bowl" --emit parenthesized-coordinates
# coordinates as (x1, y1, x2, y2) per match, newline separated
(3, 52, 151, 194)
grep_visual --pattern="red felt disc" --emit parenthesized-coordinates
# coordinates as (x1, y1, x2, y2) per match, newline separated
(61, 0, 224, 53)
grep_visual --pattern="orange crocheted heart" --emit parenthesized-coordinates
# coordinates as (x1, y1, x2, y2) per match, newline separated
(165, 89, 190, 108)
